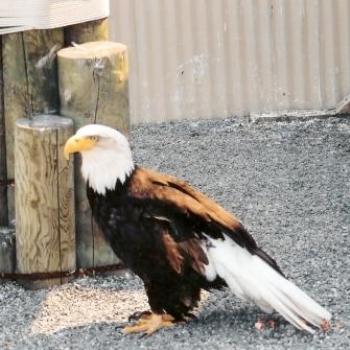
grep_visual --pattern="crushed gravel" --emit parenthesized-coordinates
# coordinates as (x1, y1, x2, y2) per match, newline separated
(1, 115, 349, 350)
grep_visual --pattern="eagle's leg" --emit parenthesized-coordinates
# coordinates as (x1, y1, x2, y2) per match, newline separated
(128, 310, 152, 322)
(122, 313, 175, 335)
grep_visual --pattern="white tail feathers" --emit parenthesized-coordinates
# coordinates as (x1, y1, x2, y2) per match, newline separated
(204, 235, 331, 333)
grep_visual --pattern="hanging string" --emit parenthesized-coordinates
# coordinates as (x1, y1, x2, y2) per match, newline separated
(92, 56, 104, 124)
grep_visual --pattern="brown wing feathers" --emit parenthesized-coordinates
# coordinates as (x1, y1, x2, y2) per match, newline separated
(129, 167, 256, 246)
(129, 167, 283, 276)
(162, 233, 184, 274)
(130, 167, 242, 230)
(178, 238, 208, 274)
(162, 233, 208, 275)
(129, 167, 253, 274)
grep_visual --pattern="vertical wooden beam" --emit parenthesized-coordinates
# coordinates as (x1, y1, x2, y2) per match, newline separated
(15, 115, 75, 289)
(0, 37, 9, 226)
(2, 28, 64, 223)
(2, 32, 26, 224)
(61, 18, 110, 268)
(64, 18, 109, 45)
(22, 29, 64, 114)
(58, 41, 129, 268)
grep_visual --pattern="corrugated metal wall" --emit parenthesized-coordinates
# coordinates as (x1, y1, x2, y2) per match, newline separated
(110, 0, 350, 124)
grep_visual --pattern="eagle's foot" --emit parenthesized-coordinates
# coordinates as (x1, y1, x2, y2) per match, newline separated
(255, 316, 278, 331)
(122, 313, 175, 336)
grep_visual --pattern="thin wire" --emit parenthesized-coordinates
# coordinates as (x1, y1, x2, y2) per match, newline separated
(92, 57, 104, 124)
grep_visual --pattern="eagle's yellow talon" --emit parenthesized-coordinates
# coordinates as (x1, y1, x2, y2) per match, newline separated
(122, 313, 175, 335)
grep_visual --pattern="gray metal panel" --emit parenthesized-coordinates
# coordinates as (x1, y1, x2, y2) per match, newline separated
(110, 0, 350, 124)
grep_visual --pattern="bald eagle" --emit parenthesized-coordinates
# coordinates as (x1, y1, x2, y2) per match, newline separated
(64, 124, 331, 335)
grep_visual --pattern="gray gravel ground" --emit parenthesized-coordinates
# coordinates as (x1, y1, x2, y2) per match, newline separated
(1, 115, 349, 350)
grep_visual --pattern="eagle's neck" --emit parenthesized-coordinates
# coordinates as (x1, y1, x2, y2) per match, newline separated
(81, 147, 134, 195)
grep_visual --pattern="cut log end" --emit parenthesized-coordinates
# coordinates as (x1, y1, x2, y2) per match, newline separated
(59, 41, 127, 60)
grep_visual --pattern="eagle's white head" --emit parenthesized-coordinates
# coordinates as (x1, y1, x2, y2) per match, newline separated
(64, 124, 134, 195)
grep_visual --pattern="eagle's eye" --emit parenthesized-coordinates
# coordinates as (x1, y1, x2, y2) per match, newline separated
(88, 136, 99, 142)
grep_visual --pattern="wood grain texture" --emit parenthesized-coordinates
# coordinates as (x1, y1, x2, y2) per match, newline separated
(58, 41, 129, 268)
(2, 29, 64, 223)
(64, 18, 109, 45)
(15, 115, 75, 288)
(0, 227, 15, 274)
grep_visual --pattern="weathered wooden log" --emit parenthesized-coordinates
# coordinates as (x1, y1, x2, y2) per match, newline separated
(64, 18, 109, 45)
(0, 227, 15, 274)
(2, 29, 64, 223)
(0, 37, 9, 226)
(15, 115, 75, 289)
(58, 41, 129, 268)
(58, 41, 129, 131)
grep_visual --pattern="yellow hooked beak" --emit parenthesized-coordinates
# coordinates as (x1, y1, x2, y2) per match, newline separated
(64, 135, 98, 160)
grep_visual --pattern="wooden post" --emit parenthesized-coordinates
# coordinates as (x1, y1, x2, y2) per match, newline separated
(58, 41, 129, 131)
(0, 38, 14, 274)
(64, 18, 109, 45)
(15, 115, 75, 289)
(0, 37, 9, 226)
(58, 41, 129, 268)
(2, 28, 64, 223)
(0, 227, 15, 274)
